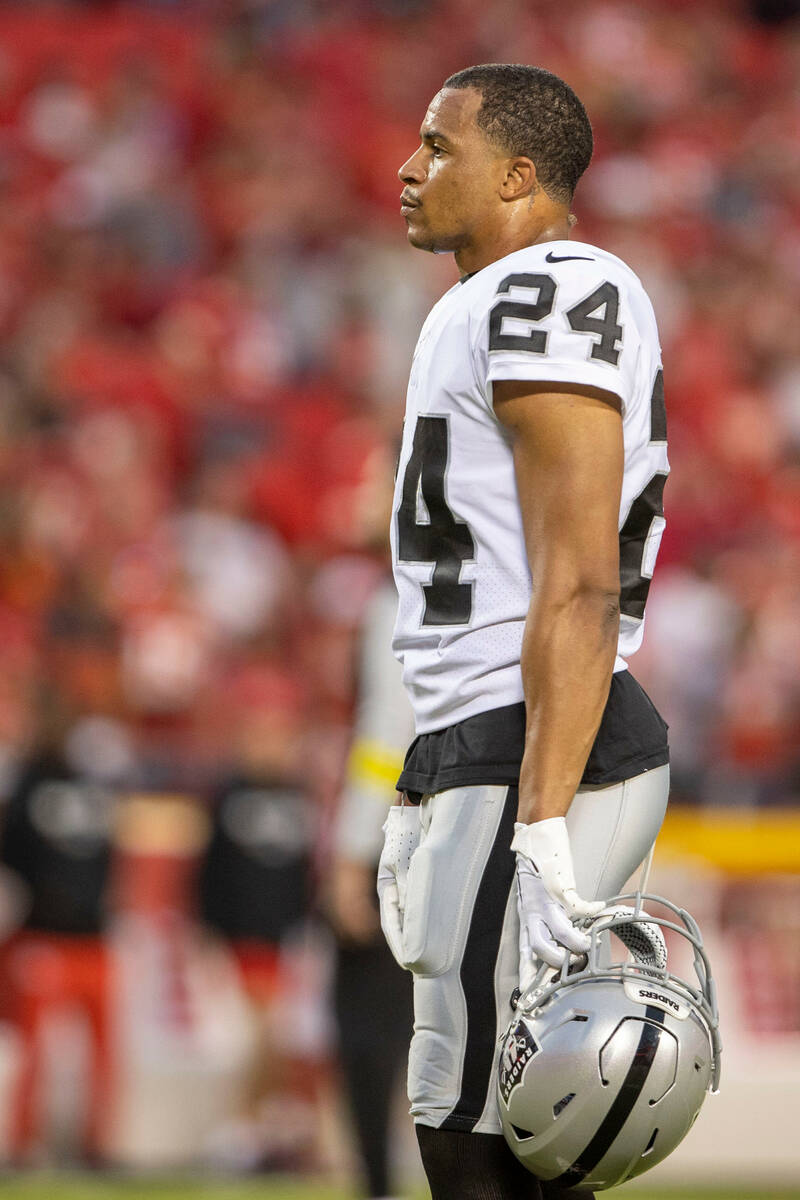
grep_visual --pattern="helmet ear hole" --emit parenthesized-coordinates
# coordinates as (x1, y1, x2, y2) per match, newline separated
(642, 1127, 659, 1156)
(511, 1124, 535, 1141)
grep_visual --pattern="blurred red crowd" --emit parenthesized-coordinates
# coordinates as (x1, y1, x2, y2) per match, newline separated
(0, 0, 798, 806)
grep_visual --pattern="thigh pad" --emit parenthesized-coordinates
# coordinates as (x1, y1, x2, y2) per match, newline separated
(402, 785, 508, 977)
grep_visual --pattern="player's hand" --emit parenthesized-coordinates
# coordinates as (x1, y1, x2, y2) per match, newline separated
(328, 858, 380, 945)
(376, 803, 421, 969)
(512, 816, 605, 985)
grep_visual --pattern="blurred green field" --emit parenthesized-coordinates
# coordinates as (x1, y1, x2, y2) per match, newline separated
(0, 1177, 798, 1200)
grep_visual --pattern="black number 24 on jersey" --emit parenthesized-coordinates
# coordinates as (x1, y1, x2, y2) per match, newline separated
(396, 415, 474, 626)
(397, 275, 665, 628)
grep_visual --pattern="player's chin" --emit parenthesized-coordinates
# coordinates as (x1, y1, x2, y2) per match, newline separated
(405, 224, 432, 249)
(405, 224, 445, 253)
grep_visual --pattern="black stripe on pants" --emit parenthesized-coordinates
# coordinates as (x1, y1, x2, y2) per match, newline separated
(442, 784, 518, 1132)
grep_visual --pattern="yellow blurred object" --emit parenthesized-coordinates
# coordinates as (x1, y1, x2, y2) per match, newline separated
(347, 737, 406, 789)
(658, 806, 800, 875)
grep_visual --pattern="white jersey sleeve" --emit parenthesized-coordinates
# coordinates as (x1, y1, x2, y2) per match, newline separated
(471, 248, 640, 413)
(333, 579, 416, 864)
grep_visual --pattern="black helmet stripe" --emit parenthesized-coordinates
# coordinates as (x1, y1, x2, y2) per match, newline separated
(552, 1006, 665, 1190)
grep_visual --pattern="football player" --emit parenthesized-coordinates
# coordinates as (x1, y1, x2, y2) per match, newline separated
(379, 65, 671, 1199)
(330, 576, 415, 1200)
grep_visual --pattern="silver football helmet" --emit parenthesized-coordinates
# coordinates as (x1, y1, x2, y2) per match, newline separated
(497, 892, 721, 1193)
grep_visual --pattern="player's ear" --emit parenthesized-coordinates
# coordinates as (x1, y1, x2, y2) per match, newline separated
(500, 157, 537, 202)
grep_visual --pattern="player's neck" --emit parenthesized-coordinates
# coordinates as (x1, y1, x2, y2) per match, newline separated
(454, 212, 573, 277)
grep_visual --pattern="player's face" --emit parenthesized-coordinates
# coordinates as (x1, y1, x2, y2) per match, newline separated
(398, 87, 506, 254)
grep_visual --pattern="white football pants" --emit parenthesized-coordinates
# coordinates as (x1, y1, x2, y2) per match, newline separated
(401, 765, 670, 1134)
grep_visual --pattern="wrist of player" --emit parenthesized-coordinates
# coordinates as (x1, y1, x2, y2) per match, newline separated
(511, 816, 605, 919)
(514, 770, 574, 825)
(513, 816, 605, 976)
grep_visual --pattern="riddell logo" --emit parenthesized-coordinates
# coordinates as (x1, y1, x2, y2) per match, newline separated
(639, 988, 680, 1011)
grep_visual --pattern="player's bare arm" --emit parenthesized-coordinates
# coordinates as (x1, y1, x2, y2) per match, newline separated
(493, 380, 624, 826)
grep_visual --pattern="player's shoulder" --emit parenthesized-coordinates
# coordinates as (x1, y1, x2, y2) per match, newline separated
(472, 239, 648, 300)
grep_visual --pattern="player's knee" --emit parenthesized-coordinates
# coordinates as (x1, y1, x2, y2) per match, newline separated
(407, 1024, 460, 1125)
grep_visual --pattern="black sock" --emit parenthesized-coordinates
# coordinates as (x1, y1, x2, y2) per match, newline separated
(416, 1124, 543, 1200)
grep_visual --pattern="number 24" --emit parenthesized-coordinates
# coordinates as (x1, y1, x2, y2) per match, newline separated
(489, 273, 623, 366)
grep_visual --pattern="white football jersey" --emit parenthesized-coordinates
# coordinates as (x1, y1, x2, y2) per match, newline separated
(391, 240, 669, 734)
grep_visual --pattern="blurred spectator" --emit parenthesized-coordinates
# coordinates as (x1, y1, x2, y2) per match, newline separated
(326, 446, 414, 1199)
(0, 684, 128, 1163)
(328, 576, 415, 1200)
(196, 664, 315, 1172)
(198, 665, 311, 950)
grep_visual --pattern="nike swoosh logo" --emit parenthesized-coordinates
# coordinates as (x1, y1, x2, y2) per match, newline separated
(545, 251, 595, 263)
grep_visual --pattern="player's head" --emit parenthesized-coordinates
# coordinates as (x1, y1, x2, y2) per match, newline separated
(399, 64, 593, 256)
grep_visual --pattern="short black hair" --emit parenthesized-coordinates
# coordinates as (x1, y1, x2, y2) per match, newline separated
(442, 64, 593, 204)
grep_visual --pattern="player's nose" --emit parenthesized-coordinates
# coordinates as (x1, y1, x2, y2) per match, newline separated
(398, 149, 426, 184)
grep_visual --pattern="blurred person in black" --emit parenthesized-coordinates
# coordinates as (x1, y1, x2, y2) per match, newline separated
(329, 577, 415, 1200)
(0, 666, 130, 1163)
(197, 664, 314, 1170)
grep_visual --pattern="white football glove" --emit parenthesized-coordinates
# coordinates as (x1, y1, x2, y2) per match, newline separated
(512, 816, 606, 987)
(376, 804, 421, 969)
